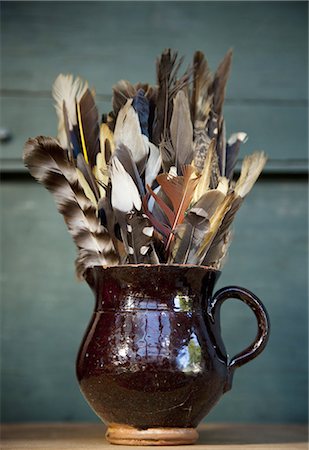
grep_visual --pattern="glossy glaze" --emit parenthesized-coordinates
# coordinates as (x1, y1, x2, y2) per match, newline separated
(76, 265, 270, 429)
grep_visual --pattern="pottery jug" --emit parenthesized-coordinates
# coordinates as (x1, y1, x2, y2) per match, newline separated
(76, 265, 270, 445)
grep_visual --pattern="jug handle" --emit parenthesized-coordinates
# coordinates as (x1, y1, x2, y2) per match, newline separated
(208, 286, 270, 389)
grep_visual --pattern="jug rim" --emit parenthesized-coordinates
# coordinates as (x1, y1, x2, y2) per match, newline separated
(87, 263, 220, 273)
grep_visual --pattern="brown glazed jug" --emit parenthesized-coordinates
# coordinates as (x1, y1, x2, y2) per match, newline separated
(76, 265, 270, 445)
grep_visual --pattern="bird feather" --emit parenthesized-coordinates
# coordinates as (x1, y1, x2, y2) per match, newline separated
(76, 89, 100, 167)
(191, 50, 212, 125)
(210, 49, 233, 118)
(147, 165, 200, 252)
(52, 74, 88, 149)
(225, 132, 248, 179)
(114, 99, 148, 171)
(126, 211, 155, 263)
(170, 90, 194, 174)
(23, 136, 119, 279)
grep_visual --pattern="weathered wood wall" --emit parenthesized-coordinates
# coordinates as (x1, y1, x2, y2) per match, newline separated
(1, 1, 308, 423)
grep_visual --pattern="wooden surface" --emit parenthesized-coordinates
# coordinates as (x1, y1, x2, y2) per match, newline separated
(1, 423, 308, 449)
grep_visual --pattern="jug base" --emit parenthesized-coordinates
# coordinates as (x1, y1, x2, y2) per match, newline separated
(105, 423, 199, 446)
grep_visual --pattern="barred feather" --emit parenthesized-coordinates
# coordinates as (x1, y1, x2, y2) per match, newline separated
(23, 136, 119, 279)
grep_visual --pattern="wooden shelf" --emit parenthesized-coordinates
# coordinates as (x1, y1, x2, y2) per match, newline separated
(1, 423, 308, 449)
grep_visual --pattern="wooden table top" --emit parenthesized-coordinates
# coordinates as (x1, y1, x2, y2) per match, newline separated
(1, 423, 308, 450)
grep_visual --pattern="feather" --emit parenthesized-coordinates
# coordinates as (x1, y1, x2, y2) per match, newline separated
(100, 123, 115, 155)
(76, 89, 100, 167)
(113, 144, 145, 196)
(193, 139, 215, 202)
(93, 152, 108, 198)
(203, 229, 232, 269)
(225, 132, 248, 180)
(170, 90, 194, 174)
(76, 153, 100, 201)
(92, 123, 115, 198)
(147, 165, 200, 252)
(183, 187, 229, 264)
(152, 49, 190, 145)
(110, 155, 142, 213)
(112, 80, 157, 117)
(210, 49, 233, 118)
(207, 112, 223, 179)
(202, 198, 241, 268)
(126, 212, 155, 263)
(52, 74, 88, 149)
(143, 192, 171, 240)
(23, 136, 119, 279)
(216, 118, 226, 176)
(193, 127, 212, 173)
(112, 80, 137, 115)
(76, 168, 98, 206)
(235, 151, 267, 198)
(145, 142, 162, 189)
(114, 99, 148, 171)
(196, 192, 236, 263)
(62, 102, 74, 161)
(132, 89, 150, 137)
(169, 209, 209, 264)
(98, 196, 126, 262)
(110, 154, 142, 256)
(191, 51, 212, 125)
(159, 138, 175, 173)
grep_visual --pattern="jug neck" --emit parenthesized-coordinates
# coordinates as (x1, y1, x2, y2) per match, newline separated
(85, 265, 220, 312)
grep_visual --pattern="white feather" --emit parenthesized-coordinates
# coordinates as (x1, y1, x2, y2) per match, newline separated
(145, 143, 162, 188)
(228, 132, 248, 146)
(113, 99, 148, 165)
(235, 152, 267, 198)
(110, 156, 141, 212)
(52, 74, 88, 147)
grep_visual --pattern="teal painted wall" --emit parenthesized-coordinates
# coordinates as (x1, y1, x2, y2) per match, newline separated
(1, 1, 308, 424)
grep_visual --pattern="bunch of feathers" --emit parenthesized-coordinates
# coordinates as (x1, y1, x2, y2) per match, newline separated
(23, 49, 267, 280)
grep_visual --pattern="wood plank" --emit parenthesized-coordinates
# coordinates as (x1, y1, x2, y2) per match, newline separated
(1, 423, 307, 449)
(1, 180, 307, 424)
(1, 2, 307, 100)
(0, 96, 307, 171)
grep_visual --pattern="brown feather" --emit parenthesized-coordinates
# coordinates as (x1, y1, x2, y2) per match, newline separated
(210, 49, 233, 117)
(148, 165, 200, 252)
(191, 51, 212, 124)
(170, 90, 194, 174)
(77, 89, 100, 167)
(152, 49, 191, 146)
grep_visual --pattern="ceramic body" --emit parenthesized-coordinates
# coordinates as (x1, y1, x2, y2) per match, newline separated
(76, 265, 270, 444)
